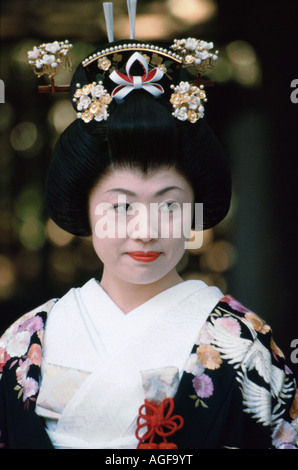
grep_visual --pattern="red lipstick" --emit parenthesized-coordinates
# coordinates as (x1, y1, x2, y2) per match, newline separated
(128, 251, 161, 262)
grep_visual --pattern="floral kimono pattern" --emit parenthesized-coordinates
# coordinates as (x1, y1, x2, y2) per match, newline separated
(0, 295, 297, 449)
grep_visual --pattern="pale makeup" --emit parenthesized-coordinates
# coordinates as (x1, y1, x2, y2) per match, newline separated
(89, 166, 194, 313)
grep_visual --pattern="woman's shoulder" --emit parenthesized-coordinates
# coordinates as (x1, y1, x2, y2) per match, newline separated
(0, 299, 57, 365)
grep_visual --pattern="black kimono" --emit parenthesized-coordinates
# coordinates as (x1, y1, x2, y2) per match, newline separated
(0, 283, 297, 449)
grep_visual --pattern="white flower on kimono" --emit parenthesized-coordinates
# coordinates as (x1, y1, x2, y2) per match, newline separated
(23, 377, 39, 401)
(196, 321, 213, 345)
(16, 358, 31, 387)
(184, 353, 205, 376)
(6, 330, 31, 357)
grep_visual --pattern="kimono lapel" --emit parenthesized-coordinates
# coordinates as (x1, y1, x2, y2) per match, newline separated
(42, 280, 222, 449)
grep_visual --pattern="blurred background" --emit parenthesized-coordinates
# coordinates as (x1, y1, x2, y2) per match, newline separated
(0, 0, 297, 375)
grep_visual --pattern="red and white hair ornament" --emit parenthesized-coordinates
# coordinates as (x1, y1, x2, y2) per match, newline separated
(109, 52, 164, 101)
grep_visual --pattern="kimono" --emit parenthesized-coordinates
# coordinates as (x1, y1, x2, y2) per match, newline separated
(0, 278, 297, 449)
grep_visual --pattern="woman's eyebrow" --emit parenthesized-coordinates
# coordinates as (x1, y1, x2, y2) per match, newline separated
(105, 186, 185, 196)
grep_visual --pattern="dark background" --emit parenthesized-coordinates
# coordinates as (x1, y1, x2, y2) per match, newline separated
(0, 0, 297, 376)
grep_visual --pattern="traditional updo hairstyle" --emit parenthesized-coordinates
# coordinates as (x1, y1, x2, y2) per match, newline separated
(46, 40, 231, 236)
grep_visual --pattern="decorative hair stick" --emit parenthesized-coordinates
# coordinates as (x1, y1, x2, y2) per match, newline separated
(27, 40, 72, 94)
(103, 2, 114, 43)
(127, 0, 137, 40)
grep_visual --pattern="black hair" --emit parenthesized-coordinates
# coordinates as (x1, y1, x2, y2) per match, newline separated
(46, 45, 231, 236)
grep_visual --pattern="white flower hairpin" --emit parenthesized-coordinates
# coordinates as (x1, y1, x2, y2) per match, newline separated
(27, 40, 72, 94)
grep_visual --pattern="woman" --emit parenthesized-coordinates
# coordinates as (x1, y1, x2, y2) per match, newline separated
(0, 32, 297, 449)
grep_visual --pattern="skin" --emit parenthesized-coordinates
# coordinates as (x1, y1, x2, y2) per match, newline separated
(89, 166, 194, 314)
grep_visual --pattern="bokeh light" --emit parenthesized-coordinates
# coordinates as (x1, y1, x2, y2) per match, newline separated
(0, 255, 17, 300)
(48, 100, 76, 133)
(168, 0, 217, 25)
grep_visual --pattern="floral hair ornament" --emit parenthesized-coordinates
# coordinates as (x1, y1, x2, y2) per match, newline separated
(73, 81, 112, 123)
(27, 40, 72, 94)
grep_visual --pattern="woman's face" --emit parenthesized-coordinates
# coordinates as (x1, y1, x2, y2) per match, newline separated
(89, 166, 194, 286)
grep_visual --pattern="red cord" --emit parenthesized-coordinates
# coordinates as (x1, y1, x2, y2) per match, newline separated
(136, 398, 183, 449)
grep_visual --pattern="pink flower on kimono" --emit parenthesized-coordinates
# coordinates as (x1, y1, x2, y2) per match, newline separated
(0, 347, 10, 373)
(213, 316, 241, 337)
(192, 374, 214, 398)
(18, 316, 43, 336)
(221, 295, 250, 313)
(28, 344, 42, 366)
(23, 377, 39, 401)
(16, 358, 31, 386)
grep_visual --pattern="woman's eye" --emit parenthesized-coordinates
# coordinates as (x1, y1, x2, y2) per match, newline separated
(158, 202, 180, 212)
(113, 203, 132, 213)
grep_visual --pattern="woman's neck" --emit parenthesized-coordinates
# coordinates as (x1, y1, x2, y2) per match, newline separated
(100, 268, 183, 314)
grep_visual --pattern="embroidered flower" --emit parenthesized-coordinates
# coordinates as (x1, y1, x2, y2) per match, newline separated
(245, 312, 271, 334)
(28, 344, 42, 366)
(0, 348, 10, 373)
(196, 344, 222, 370)
(192, 374, 214, 398)
(16, 358, 31, 387)
(23, 377, 39, 401)
(184, 353, 205, 377)
(17, 316, 43, 336)
(221, 295, 250, 313)
(272, 420, 297, 448)
(6, 331, 31, 358)
(196, 321, 213, 345)
(213, 316, 241, 337)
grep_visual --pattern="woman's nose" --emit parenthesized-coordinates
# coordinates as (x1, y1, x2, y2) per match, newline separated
(126, 203, 159, 240)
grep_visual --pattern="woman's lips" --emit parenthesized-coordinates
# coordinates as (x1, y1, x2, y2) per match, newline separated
(127, 251, 161, 262)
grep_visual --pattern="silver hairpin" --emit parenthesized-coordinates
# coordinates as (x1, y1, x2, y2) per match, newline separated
(103, 2, 114, 43)
(127, 0, 137, 40)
